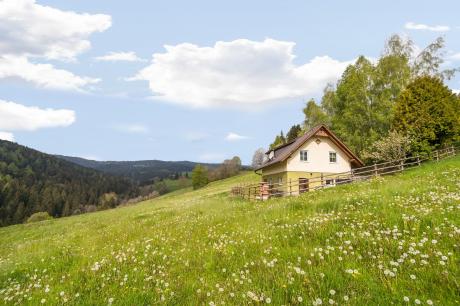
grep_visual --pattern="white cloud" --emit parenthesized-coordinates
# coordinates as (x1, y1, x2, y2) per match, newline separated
(226, 132, 249, 141)
(95, 51, 143, 62)
(0, 131, 15, 141)
(0, 99, 75, 131)
(405, 22, 450, 32)
(114, 124, 149, 134)
(0, 0, 110, 91)
(131, 38, 352, 108)
(453, 89, 460, 95)
(0, 55, 100, 91)
(0, 0, 111, 61)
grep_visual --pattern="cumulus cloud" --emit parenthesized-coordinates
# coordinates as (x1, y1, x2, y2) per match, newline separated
(226, 132, 249, 141)
(95, 51, 143, 62)
(0, 0, 111, 61)
(114, 124, 149, 134)
(131, 39, 352, 108)
(0, 55, 100, 91)
(0, 0, 110, 91)
(0, 131, 15, 142)
(404, 22, 450, 32)
(0, 99, 76, 131)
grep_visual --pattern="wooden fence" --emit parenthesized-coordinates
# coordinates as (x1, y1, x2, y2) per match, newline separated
(231, 145, 458, 201)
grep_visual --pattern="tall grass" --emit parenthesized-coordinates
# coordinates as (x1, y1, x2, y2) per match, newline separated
(0, 158, 459, 305)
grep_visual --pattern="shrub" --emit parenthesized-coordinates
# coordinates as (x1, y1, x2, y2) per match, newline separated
(26, 212, 53, 223)
(362, 130, 412, 163)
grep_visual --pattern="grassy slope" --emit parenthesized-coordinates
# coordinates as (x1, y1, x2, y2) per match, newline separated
(0, 159, 459, 305)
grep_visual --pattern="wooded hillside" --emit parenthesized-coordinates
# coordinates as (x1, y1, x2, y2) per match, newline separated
(0, 140, 138, 226)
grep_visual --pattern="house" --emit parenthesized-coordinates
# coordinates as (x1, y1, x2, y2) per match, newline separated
(255, 124, 363, 195)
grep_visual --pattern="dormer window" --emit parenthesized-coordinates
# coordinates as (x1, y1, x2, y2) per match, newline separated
(329, 152, 337, 163)
(300, 150, 308, 161)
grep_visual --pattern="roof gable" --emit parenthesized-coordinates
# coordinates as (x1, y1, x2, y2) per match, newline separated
(256, 125, 363, 170)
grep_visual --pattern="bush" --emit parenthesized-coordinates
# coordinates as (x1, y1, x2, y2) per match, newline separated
(26, 212, 53, 223)
(362, 130, 412, 163)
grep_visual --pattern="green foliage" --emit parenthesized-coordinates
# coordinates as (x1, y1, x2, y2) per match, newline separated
(394, 76, 460, 152)
(0, 158, 458, 304)
(99, 192, 119, 209)
(0, 140, 138, 227)
(303, 98, 329, 130)
(191, 164, 209, 189)
(26, 212, 53, 223)
(270, 131, 286, 149)
(286, 124, 302, 142)
(296, 34, 457, 159)
(362, 130, 412, 163)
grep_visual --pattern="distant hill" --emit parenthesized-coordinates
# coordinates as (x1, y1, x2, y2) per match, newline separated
(0, 140, 138, 226)
(56, 155, 219, 184)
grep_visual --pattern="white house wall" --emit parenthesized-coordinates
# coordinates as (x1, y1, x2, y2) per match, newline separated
(286, 136, 352, 173)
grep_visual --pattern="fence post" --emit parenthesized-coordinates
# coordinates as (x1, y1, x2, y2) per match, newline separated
(373, 164, 377, 177)
(435, 150, 439, 162)
(417, 155, 421, 166)
(321, 173, 324, 187)
(289, 179, 292, 196)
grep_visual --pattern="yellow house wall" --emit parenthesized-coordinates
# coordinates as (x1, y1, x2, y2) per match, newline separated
(261, 161, 287, 176)
(286, 136, 352, 173)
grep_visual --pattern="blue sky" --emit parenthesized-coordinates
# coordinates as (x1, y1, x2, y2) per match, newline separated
(0, 0, 459, 164)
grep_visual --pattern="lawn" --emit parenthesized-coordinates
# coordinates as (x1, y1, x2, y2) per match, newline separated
(0, 157, 459, 305)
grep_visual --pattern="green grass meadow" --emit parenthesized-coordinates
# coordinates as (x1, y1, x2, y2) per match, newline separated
(0, 157, 459, 305)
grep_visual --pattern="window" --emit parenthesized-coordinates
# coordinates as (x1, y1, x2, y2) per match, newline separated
(325, 179, 334, 185)
(278, 177, 283, 185)
(300, 150, 308, 161)
(329, 152, 337, 163)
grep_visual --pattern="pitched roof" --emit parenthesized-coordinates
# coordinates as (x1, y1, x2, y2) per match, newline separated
(256, 124, 364, 171)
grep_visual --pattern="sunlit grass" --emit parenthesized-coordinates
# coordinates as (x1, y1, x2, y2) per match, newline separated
(0, 159, 459, 305)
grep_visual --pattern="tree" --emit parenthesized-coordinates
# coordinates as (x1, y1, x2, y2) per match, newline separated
(393, 76, 460, 152)
(303, 99, 329, 130)
(251, 148, 265, 169)
(208, 156, 242, 181)
(99, 192, 118, 209)
(413, 37, 458, 80)
(362, 130, 412, 163)
(286, 124, 302, 142)
(191, 165, 209, 190)
(153, 180, 169, 195)
(270, 131, 286, 149)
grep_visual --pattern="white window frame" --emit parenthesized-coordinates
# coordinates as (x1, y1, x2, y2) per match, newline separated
(300, 150, 308, 162)
(329, 151, 337, 163)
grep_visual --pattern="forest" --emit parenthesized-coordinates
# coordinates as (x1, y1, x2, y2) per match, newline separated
(0, 140, 139, 226)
